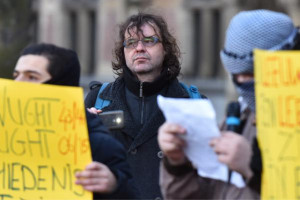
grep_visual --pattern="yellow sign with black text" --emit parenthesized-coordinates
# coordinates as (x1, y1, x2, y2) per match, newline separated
(0, 79, 92, 200)
(255, 49, 300, 199)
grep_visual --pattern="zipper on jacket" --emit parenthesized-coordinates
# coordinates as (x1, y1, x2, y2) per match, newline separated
(139, 82, 143, 97)
(140, 82, 144, 125)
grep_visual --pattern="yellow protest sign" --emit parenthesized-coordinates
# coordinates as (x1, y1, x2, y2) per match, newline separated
(255, 49, 300, 199)
(0, 78, 92, 200)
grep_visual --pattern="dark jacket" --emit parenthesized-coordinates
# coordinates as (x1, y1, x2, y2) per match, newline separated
(160, 109, 261, 199)
(85, 69, 191, 199)
(86, 111, 139, 199)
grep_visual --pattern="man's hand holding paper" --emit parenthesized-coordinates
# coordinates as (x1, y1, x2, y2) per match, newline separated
(157, 95, 245, 188)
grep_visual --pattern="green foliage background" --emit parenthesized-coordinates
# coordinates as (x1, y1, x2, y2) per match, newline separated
(0, 0, 33, 79)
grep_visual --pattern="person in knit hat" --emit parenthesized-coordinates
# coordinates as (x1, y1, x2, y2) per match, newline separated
(158, 9, 300, 199)
(221, 9, 300, 112)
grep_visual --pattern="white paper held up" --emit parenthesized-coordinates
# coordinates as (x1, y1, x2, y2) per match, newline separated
(157, 95, 245, 188)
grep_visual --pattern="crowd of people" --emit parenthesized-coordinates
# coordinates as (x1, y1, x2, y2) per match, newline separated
(9, 9, 300, 199)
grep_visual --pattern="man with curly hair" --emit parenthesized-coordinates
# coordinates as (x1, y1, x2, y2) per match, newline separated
(84, 13, 202, 199)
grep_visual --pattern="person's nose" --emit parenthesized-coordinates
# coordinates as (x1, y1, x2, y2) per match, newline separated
(135, 40, 146, 51)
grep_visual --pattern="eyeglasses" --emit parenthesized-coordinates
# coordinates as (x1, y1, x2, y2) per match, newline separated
(123, 36, 160, 49)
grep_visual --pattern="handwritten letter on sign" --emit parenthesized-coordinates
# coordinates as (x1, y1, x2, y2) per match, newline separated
(0, 79, 92, 200)
(255, 50, 300, 200)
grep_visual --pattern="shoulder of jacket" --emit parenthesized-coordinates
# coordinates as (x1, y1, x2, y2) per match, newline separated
(89, 81, 102, 90)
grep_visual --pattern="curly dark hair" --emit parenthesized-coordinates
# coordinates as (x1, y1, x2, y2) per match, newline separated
(112, 12, 181, 80)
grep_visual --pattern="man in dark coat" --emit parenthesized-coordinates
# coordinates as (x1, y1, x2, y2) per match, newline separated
(14, 43, 139, 199)
(85, 13, 202, 199)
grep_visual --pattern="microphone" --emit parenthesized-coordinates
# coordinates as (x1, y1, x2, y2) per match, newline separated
(226, 101, 241, 185)
(226, 101, 241, 133)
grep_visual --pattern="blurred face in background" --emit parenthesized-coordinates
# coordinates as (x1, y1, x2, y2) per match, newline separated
(124, 23, 165, 82)
(13, 55, 51, 83)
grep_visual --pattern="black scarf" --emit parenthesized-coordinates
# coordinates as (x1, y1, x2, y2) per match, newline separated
(122, 66, 170, 97)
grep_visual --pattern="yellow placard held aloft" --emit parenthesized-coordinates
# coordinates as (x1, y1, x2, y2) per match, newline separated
(0, 78, 92, 200)
(255, 49, 300, 200)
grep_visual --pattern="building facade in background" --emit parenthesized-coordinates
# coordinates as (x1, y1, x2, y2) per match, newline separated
(33, 0, 300, 122)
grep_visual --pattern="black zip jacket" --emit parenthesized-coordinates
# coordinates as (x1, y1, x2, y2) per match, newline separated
(86, 111, 140, 199)
(85, 68, 192, 199)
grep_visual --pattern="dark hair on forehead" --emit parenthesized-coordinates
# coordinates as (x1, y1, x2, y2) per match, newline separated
(112, 12, 181, 79)
(124, 14, 163, 39)
(20, 43, 81, 86)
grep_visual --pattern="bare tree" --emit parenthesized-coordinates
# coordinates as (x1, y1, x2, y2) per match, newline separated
(0, 0, 34, 79)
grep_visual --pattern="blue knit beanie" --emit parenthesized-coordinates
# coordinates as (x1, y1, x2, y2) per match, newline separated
(220, 9, 298, 74)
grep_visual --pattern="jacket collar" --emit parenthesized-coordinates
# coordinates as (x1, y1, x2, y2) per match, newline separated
(123, 66, 170, 97)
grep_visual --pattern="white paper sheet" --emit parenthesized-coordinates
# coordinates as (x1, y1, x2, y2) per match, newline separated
(157, 95, 245, 188)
